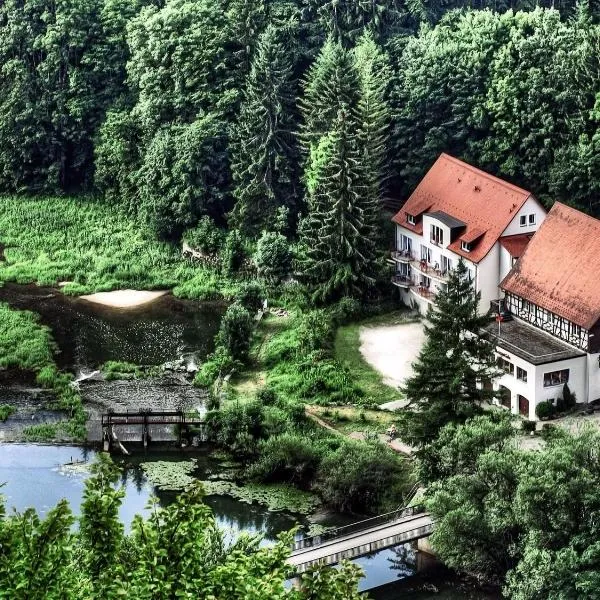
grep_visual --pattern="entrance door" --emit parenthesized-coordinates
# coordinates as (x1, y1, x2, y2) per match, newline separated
(518, 395, 529, 417)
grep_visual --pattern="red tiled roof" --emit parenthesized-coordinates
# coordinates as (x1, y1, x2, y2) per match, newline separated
(461, 227, 487, 244)
(392, 153, 534, 263)
(499, 233, 534, 259)
(501, 203, 600, 330)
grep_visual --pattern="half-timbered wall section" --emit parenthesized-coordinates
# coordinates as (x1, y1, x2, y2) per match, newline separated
(504, 292, 589, 351)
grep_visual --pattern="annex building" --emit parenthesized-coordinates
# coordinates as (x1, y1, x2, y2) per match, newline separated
(487, 202, 600, 420)
(390, 153, 546, 315)
(392, 154, 600, 419)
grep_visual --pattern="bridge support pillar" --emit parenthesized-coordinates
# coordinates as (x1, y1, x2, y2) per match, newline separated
(417, 536, 435, 556)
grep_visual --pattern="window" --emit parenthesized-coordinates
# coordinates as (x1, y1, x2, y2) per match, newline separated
(461, 241, 471, 252)
(407, 214, 415, 225)
(497, 357, 514, 376)
(543, 369, 569, 387)
(442, 256, 452, 274)
(399, 234, 412, 256)
(520, 215, 527, 227)
(420, 275, 431, 288)
(420, 245, 431, 264)
(430, 224, 443, 246)
(528, 213, 536, 225)
(517, 367, 528, 382)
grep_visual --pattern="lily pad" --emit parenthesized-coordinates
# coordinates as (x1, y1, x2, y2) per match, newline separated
(140, 459, 198, 491)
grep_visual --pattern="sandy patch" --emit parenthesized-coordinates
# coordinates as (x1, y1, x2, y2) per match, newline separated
(359, 322, 426, 391)
(80, 289, 169, 308)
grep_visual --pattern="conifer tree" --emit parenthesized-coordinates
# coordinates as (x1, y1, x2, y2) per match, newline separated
(299, 38, 360, 159)
(299, 107, 378, 302)
(231, 25, 300, 235)
(353, 32, 393, 209)
(400, 260, 499, 447)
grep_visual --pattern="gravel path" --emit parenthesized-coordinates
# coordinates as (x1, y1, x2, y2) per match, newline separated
(359, 322, 426, 391)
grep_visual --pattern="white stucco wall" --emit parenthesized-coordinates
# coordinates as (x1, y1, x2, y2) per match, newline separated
(499, 246, 515, 287)
(422, 215, 452, 250)
(475, 244, 500, 314)
(588, 353, 600, 402)
(502, 196, 546, 237)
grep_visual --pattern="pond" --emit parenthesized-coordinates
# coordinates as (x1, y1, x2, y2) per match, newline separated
(0, 283, 223, 371)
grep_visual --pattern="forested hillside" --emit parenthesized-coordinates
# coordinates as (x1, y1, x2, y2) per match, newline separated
(0, 0, 598, 238)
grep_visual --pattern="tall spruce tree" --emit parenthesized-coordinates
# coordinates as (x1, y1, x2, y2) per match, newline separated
(230, 25, 300, 235)
(400, 260, 499, 447)
(299, 107, 378, 302)
(299, 38, 360, 160)
(353, 32, 393, 210)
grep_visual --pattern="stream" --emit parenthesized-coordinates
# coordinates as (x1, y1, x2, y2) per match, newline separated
(0, 283, 499, 598)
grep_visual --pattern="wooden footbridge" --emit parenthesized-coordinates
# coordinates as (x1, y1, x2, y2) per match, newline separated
(288, 505, 433, 573)
(101, 410, 206, 450)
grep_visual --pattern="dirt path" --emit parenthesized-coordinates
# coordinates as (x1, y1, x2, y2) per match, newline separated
(359, 322, 426, 391)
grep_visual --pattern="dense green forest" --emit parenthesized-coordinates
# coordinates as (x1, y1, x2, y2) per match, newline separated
(1, 0, 599, 272)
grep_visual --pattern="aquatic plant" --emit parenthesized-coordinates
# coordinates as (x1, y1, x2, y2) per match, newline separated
(140, 459, 199, 491)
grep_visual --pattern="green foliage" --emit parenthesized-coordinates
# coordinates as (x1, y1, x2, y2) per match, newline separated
(254, 231, 292, 283)
(0, 196, 240, 299)
(235, 281, 264, 314)
(316, 438, 412, 513)
(0, 404, 16, 421)
(102, 361, 156, 380)
(194, 347, 241, 388)
(216, 304, 254, 362)
(535, 400, 556, 420)
(0, 456, 364, 598)
(400, 260, 500, 446)
(221, 230, 246, 276)
(0, 303, 55, 371)
(183, 217, 226, 256)
(522, 420, 536, 433)
(247, 433, 325, 486)
(231, 25, 300, 234)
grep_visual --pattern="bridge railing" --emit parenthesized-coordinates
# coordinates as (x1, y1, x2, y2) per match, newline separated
(292, 504, 425, 552)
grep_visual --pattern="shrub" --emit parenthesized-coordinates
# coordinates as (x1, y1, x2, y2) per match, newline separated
(0, 404, 16, 421)
(562, 383, 576, 409)
(194, 347, 240, 387)
(235, 281, 264, 314)
(216, 304, 254, 361)
(535, 401, 556, 420)
(522, 419, 537, 432)
(254, 231, 291, 282)
(316, 440, 410, 514)
(256, 387, 278, 406)
(330, 297, 362, 326)
(183, 216, 225, 255)
(221, 230, 245, 274)
(247, 433, 324, 486)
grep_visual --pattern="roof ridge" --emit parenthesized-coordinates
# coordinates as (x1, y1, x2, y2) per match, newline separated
(439, 153, 532, 198)
(552, 201, 598, 224)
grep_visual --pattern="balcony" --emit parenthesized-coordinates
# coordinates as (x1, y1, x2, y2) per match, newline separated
(411, 285, 436, 303)
(390, 249, 414, 263)
(391, 274, 414, 289)
(411, 259, 451, 283)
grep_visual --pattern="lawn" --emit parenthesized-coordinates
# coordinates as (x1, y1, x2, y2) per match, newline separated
(334, 311, 413, 406)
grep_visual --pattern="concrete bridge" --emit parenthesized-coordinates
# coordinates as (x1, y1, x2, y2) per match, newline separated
(288, 505, 434, 573)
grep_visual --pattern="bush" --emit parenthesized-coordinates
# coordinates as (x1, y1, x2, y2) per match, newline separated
(247, 433, 324, 486)
(0, 404, 16, 421)
(221, 230, 245, 274)
(535, 401, 556, 420)
(183, 216, 225, 255)
(562, 383, 576, 409)
(216, 304, 254, 361)
(254, 231, 291, 283)
(316, 440, 410, 514)
(235, 281, 264, 314)
(194, 347, 240, 387)
(256, 387, 278, 406)
(330, 297, 362, 326)
(522, 419, 537, 432)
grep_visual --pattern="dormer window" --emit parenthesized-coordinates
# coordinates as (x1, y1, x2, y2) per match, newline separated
(407, 214, 415, 225)
(461, 241, 471, 252)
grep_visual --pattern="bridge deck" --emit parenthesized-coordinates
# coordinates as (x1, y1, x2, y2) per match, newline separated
(288, 513, 433, 572)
